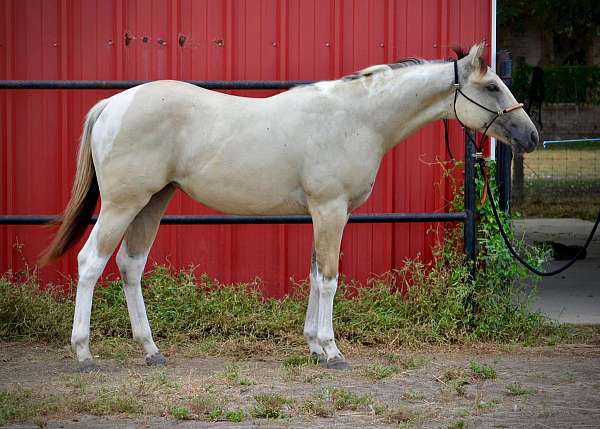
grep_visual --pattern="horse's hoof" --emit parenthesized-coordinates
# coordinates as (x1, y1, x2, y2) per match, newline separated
(146, 352, 167, 366)
(77, 358, 98, 373)
(320, 356, 351, 370)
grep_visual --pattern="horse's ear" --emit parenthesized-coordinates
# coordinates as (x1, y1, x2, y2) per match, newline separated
(467, 42, 486, 75)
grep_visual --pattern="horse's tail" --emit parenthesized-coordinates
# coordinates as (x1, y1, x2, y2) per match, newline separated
(39, 98, 110, 266)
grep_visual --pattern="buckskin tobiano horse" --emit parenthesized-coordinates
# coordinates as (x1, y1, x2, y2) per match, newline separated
(41, 43, 537, 371)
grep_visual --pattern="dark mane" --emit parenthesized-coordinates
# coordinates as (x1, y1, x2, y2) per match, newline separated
(341, 57, 433, 81)
(297, 46, 486, 89)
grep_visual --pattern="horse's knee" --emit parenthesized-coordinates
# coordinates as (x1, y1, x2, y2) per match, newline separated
(116, 244, 146, 285)
(318, 275, 338, 298)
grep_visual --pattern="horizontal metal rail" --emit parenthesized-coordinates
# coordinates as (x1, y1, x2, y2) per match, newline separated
(0, 213, 467, 225)
(0, 80, 470, 239)
(543, 137, 600, 147)
(0, 80, 317, 90)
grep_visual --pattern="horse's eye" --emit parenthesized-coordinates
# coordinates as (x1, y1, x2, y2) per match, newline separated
(486, 83, 500, 92)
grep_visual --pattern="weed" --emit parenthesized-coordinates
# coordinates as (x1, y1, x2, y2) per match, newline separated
(469, 361, 496, 380)
(329, 388, 371, 410)
(0, 389, 61, 426)
(384, 405, 415, 424)
(301, 398, 334, 417)
(361, 363, 399, 380)
(149, 369, 179, 389)
(505, 383, 536, 396)
(0, 390, 23, 425)
(191, 338, 217, 354)
(386, 353, 429, 370)
(225, 409, 245, 422)
(85, 387, 143, 415)
(215, 364, 255, 386)
(251, 393, 292, 419)
(284, 355, 319, 367)
(448, 420, 467, 429)
(169, 405, 191, 420)
(188, 392, 225, 418)
(208, 408, 224, 421)
(441, 368, 470, 396)
(401, 389, 426, 401)
(475, 399, 498, 411)
(63, 374, 86, 391)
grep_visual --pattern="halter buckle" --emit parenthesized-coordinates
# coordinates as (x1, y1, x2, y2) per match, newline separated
(452, 83, 461, 88)
(473, 152, 484, 159)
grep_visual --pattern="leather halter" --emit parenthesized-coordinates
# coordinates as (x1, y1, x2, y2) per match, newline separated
(451, 59, 524, 153)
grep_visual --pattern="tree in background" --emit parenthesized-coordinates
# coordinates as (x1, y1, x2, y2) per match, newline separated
(498, 0, 600, 65)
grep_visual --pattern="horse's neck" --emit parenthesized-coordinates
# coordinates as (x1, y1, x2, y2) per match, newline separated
(369, 63, 455, 153)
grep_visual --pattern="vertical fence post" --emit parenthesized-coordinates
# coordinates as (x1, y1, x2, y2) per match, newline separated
(464, 129, 477, 274)
(496, 50, 514, 212)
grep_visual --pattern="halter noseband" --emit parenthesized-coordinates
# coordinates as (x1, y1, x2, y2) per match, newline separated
(451, 59, 524, 153)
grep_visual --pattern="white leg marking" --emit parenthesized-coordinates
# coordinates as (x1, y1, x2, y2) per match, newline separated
(71, 228, 110, 362)
(116, 243, 159, 358)
(303, 269, 325, 357)
(315, 270, 343, 361)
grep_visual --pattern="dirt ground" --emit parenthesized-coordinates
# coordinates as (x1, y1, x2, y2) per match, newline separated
(1, 341, 600, 428)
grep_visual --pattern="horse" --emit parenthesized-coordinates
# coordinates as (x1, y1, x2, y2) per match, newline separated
(41, 42, 538, 371)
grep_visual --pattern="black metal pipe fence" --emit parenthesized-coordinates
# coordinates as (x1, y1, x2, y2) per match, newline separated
(0, 79, 476, 264)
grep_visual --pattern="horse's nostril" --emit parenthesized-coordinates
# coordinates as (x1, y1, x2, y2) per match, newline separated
(530, 131, 539, 146)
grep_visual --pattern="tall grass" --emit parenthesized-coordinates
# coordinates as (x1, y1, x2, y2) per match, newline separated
(0, 162, 566, 347)
(0, 250, 556, 347)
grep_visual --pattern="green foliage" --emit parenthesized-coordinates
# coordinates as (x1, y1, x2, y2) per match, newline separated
(361, 363, 399, 380)
(302, 387, 372, 417)
(169, 405, 191, 420)
(284, 355, 319, 367)
(250, 394, 292, 419)
(468, 361, 497, 380)
(0, 160, 560, 348)
(505, 383, 536, 396)
(498, 1, 600, 39)
(225, 409, 245, 422)
(513, 63, 600, 104)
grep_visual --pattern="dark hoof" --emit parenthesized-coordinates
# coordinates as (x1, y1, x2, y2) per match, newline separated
(146, 352, 167, 366)
(320, 357, 351, 370)
(77, 358, 98, 373)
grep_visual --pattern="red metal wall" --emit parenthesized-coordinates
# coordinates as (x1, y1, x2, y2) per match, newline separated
(1, 0, 491, 297)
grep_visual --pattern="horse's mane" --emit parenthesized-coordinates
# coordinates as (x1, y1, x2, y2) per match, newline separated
(341, 44, 487, 82)
(295, 46, 486, 89)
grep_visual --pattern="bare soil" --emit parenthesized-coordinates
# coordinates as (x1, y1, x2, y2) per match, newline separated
(1, 341, 600, 428)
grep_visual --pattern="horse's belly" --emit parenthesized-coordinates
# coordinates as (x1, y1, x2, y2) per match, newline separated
(176, 175, 309, 215)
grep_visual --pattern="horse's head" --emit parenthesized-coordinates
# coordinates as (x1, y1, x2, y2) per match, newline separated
(452, 43, 538, 153)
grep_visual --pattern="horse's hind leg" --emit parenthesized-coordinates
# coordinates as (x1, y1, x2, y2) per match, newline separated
(72, 202, 146, 371)
(303, 247, 326, 361)
(116, 184, 176, 366)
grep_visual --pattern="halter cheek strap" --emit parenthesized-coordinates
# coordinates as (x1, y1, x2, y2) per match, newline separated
(451, 59, 524, 153)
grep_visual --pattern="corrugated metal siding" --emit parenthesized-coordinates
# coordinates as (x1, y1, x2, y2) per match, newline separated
(0, 0, 491, 296)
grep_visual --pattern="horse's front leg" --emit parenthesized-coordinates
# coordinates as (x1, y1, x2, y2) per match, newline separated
(307, 199, 350, 370)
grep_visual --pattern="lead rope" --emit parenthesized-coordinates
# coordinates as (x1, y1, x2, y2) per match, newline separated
(450, 60, 600, 276)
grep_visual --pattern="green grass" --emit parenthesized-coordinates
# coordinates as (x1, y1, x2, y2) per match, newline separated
(361, 363, 399, 380)
(284, 355, 319, 367)
(469, 361, 497, 380)
(224, 409, 245, 422)
(514, 178, 600, 221)
(505, 383, 536, 396)
(0, 226, 567, 351)
(188, 392, 225, 419)
(401, 389, 426, 401)
(250, 393, 292, 419)
(301, 387, 374, 417)
(169, 405, 191, 420)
